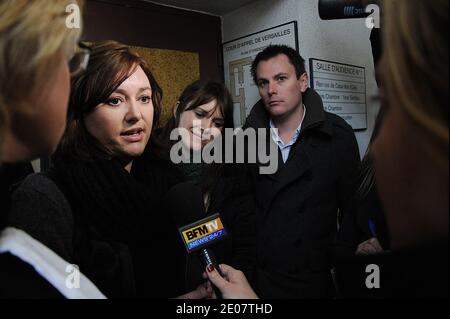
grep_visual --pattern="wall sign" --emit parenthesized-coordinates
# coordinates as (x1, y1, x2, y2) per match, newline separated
(310, 58, 367, 130)
(223, 21, 298, 127)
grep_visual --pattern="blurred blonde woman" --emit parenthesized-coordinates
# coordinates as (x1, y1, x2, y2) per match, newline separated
(374, 0, 448, 250)
(371, 0, 448, 297)
(0, 0, 104, 298)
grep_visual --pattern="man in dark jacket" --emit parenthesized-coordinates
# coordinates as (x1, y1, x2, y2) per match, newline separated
(244, 45, 360, 298)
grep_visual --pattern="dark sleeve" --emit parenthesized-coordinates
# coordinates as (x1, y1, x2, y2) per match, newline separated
(335, 182, 391, 262)
(334, 204, 364, 262)
(333, 121, 361, 225)
(331, 120, 362, 263)
(230, 193, 257, 279)
(223, 166, 257, 282)
(358, 185, 391, 249)
(7, 174, 75, 262)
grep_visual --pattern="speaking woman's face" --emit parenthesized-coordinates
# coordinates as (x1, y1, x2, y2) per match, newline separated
(84, 66, 154, 161)
(177, 99, 224, 152)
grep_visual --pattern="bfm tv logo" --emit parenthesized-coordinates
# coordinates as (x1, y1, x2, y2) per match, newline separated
(180, 214, 226, 252)
(184, 219, 221, 241)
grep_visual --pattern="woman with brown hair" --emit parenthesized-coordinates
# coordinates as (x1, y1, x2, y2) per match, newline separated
(6, 41, 186, 298)
(152, 80, 256, 298)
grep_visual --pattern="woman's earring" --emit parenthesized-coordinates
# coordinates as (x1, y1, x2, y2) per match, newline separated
(174, 101, 180, 120)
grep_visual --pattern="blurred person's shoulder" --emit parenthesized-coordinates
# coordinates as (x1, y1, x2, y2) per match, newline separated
(325, 111, 356, 137)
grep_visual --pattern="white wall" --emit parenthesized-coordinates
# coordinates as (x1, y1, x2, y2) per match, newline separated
(223, 0, 380, 157)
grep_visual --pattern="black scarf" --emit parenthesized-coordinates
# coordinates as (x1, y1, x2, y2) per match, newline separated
(47, 158, 164, 297)
(49, 159, 154, 244)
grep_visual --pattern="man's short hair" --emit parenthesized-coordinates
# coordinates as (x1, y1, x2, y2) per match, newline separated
(251, 45, 306, 84)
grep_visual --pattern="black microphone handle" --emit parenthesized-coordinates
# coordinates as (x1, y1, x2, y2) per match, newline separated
(200, 248, 223, 300)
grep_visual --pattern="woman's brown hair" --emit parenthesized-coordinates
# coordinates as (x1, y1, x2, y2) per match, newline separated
(153, 80, 233, 160)
(152, 80, 234, 198)
(54, 40, 162, 162)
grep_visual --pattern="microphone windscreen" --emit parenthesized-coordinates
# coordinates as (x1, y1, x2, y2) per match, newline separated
(319, 0, 369, 20)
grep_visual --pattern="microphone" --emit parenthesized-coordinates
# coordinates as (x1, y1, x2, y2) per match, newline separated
(165, 181, 227, 298)
(319, 0, 370, 20)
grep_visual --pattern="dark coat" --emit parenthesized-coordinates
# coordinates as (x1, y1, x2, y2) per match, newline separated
(335, 183, 391, 258)
(0, 162, 33, 226)
(6, 156, 182, 298)
(333, 183, 394, 299)
(0, 163, 63, 298)
(159, 161, 257, 295)
(244, 88, 360, 298)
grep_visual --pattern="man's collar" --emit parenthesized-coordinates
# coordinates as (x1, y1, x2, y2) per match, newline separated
(246, 88, 333, 136)
(269, 104, 306, 142)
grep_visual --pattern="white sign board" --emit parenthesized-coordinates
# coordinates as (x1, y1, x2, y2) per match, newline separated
(223, 21, 298, 127)
(310, 58, 367, 130)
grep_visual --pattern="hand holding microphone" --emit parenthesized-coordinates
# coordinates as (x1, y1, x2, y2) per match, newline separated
(204, 263, 259, 299)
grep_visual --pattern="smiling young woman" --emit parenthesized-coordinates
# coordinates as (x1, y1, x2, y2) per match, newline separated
(151, 80, 257, 299)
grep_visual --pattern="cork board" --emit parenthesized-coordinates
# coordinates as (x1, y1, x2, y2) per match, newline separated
(129, 46, 200, 126)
